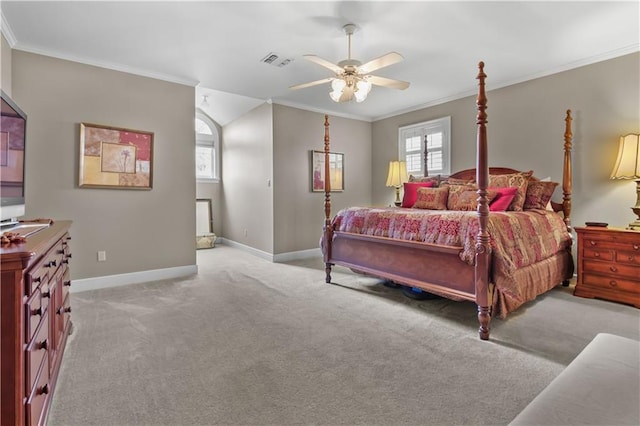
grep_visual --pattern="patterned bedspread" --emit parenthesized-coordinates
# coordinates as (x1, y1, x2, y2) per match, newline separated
(330, 207, 573, 315)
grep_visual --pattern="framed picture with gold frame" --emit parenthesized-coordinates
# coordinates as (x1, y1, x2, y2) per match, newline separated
(311, 150, 344, 192)
(79, 123, 154, 189)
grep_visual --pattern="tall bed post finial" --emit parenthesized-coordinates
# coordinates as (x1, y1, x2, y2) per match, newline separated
(474, 61, 491, 340)
(323, 115, 334, 283)
(563, 109, 573, 231)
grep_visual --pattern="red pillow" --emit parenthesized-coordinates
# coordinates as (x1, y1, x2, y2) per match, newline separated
(402, 181, 435, 207)
(489, 187, 518, 212)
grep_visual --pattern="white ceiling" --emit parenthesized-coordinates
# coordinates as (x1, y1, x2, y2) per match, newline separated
(1, 1, 638, 125)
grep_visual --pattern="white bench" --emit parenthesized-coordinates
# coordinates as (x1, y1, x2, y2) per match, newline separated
(510, 333, 640, 425)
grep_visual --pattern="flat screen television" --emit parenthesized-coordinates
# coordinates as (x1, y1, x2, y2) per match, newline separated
(0, 90, 27, 227)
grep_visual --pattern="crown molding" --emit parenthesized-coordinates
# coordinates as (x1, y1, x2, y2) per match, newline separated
(11, 42, 200, 87)
(373, 44, 640, 122)
(0, 11, 17, 47)
(273, 98, 373, 123)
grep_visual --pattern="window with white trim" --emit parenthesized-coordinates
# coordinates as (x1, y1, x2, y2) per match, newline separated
(398, 116, 451, 177)
(195, 112, 219, 182)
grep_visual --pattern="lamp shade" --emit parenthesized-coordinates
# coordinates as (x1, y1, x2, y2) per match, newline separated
(611, 134, 640, 179)
(386, 161, 408, 187)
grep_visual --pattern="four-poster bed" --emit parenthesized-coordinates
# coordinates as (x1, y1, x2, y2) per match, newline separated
(320, 62, 574, 340)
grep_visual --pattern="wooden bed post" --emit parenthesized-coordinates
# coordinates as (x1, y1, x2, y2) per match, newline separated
(563, 109, 573, 231)
(323, 115, 334, 283)
(474, 61, 492, 340)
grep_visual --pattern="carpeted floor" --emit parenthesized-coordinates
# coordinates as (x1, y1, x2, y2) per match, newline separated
(48, 245, 640, 426)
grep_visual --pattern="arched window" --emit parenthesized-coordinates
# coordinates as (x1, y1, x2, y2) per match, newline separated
(195, 111, 219, 182)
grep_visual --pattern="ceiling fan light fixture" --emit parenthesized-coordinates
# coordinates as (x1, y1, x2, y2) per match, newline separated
(291, 22, 409, 103)
(331, 78, 346, 92)
(329, 89, 343, 102)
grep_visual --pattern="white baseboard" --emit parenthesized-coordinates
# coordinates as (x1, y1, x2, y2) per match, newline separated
(273, 248, 322, 262)
(220, 238, 274, 261)
(219, 238, 321, 263)
(71, 264, 198, 293)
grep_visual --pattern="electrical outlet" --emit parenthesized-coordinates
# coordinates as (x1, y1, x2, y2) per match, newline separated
(97, 250, 107, 262)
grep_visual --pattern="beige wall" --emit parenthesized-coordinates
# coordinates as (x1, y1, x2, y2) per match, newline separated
(272, 104, 372, 254)
(221, 102, 274, 253)
(373, 53, 640, 230)
(12, 51, 196, 279)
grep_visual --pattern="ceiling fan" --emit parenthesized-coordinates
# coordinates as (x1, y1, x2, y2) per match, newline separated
(290, 24, 410, 103)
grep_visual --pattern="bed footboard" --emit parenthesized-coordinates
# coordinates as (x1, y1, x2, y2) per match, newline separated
(328, 231, 476, 300)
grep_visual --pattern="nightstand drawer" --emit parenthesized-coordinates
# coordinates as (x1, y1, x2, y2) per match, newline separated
(582, 274, 638, 294)
(583, 260, 640, 280)
(584, 238, 640, 252)
(616, 251, 640, 265)
(584, 248, 613, 261)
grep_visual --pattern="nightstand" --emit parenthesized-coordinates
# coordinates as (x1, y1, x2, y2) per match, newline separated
(574, 226, 640, 308)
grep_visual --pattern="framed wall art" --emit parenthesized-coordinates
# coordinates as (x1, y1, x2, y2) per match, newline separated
(311, 150, 344, 192)
(79, 123, 154, 189)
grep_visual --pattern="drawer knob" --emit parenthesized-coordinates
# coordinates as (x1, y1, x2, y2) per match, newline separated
(38, 384, 49, 395)
(634, 244, 639, 250)
(629, 256, 635, 262)
(33, 277, 42, 284)
(41, 291, 50, 298)
(63, 259, 70, 264)
(37, 339, 48, 350)
(594, 252, 600, 257)
(57, 249, 64, 254)
(590, 240, 597, 246)
(31, 307, 42, 316)
(610, 266, 618, 273)
(610, 280, 618, 287)
(63, 280, 71, 287)
(68, 253, 73, 258)
(64, 306, 72, 313)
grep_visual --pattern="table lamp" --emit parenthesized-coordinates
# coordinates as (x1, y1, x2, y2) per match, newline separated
(386, 160, 408, 206)
(610, 133, 640, 230)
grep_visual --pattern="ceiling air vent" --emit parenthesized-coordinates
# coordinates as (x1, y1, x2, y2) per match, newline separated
(260, 52, 293, 68)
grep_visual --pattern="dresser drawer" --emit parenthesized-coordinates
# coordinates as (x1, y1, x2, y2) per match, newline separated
(582, 273, 639, 295)
(26, 262, 48, 297)
(26, 310, 50, 397)
(616, 250, 640, 265)
(26, 289, 44, 342)
(61, 266, 71, 301)
(583, 248, 613, 261)
(26, 241, 65, 296)
(26, 352, 50, 426)
(584, 237, 640, 251)
(582, 260, 640, 280)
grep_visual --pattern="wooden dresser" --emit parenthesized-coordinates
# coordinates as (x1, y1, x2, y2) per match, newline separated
(574, 226, 640, 308)
(1, 221, 72, 426)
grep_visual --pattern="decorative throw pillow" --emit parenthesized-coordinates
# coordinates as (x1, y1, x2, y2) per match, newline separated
(450, 189, 497, 211)
(446, 184, 477, 210)
(402, 181, 435, 208)
(413, 186, 449, 210)
(409, 174, 441, 186)
(443, 177, 475, 186)
(524, 180, 559, 210)
(487, 171, 533, 211)
(489, 186, 519, 212)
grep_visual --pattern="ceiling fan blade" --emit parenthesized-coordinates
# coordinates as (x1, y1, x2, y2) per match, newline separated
(358, 52, 404, 74)
(303, 55, 344, 74)
(289, 77, 334, 90)
(367, 75, 410, 90)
